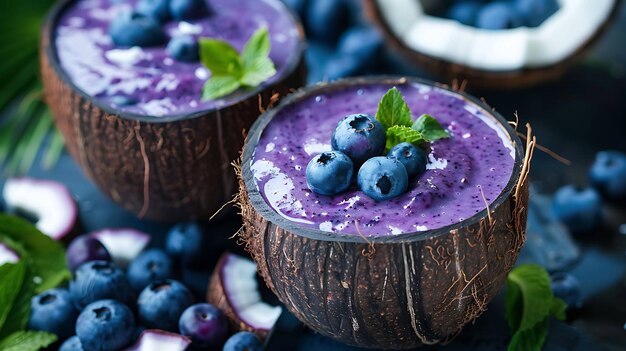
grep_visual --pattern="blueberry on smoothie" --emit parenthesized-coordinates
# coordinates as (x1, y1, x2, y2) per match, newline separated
(446, 0, 483, 26)
(76, 299, 135, 351)
(515, 0, 559, 27)
(223, 331, 264, 351)
(136, 0, 172, 23)
(178, 303, 228, 348)
(387, 142, 427, 178)
(137, 279, 195, 332)
(476, 2, 523, 30)
(358, 157, 408, 201)
(306, 151, 354, 196)
(551, 185, 603, 234)
(589, 150, 626, 201)
(70, 260, 135, 309)
(109, 11, 167, 47)
(169, 0, 210, 20)
(127, 248, 175, 293)
(331, 113, 386, 165)
(167, 35, 199, 62)
(28, 288, 79, 340)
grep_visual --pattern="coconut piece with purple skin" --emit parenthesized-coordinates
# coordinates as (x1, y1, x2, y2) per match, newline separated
(124, 329, 191, 351)
(0, 243, 20, 266)
(89, 229, 151, 268)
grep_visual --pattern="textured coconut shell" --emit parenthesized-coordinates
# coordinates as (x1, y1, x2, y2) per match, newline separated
(236, 77, 535, 349)
(364, 0, 623, 90)
(40, 0, 306, 221)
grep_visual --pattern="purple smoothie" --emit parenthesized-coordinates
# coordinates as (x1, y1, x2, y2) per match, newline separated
(250, 82, 516, 236)
(54, 0, 301, 117)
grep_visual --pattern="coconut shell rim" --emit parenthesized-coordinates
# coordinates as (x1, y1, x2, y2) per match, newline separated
(42, 0, 307, 124)
(241, 75, 525, 244)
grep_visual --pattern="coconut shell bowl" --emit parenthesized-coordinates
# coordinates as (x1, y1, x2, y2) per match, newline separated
(237, 76, 534, 349)
(40, 0, 306, 221)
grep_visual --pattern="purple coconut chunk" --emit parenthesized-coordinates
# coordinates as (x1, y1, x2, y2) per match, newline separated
(0, 243, 19, 266)
(2, 177, 77, 240)
(89, 229, 151, 268)
(124, 329, 191, 351)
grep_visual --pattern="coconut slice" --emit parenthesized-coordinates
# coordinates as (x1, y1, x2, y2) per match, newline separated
(89, 229, 150, 268)
(2, 178, 78, 241)
(207, 253, 282, 339)
(124, 330, 191, 351)
(0, 243, 19, 266)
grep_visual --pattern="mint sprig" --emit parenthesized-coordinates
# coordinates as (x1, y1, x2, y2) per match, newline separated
(200, 27, 277, 100)
(505, 264, 567, 351)
(375, 87, 449, 152)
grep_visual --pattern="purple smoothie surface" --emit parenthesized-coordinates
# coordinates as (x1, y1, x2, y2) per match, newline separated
(54, 0, 300, 117)
(250, 82, 517, 236)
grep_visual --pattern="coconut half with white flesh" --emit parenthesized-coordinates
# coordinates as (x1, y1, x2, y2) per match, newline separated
(124, 330, 191, 351)
(365, 0, 621, 88)
(0, 243, 19, 266)
(89, 229, 151, 268)
(207, 253, 282, 339)
(2, 178, 78, 241)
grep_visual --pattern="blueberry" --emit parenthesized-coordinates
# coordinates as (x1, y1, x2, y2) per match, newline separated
(165, 222, 209, 268)
(59, 336, 83, 351)
(446, 1, 483, 26)
(589, 150, 626, 201)
(169, 0, 209, 20)
(305, 0, 350, 43)
(178, 303, 228, 348)
(336, 26, 383, 63)
(514, 0, 559, 27)
(551, 185, 603, 234)
(331, 114, 386, 165)
(306, 151, 354, 196)
(551, 272, 581, 309)
(166, 35, 199, 62)
(109, 11, 167, 47)
(324, 56, 361, 81)
(223, 331, 263, 351)
(127, 248, 175, 293)
(476, 2, 523, 30)
(137, 279, 195, 332)
(76, 299, 135, 351)
(136, 0, 171, 23)
(28, 288, 79, 340)
(70, 260, 135, 309)
(358, 157, 409, 201)
(66, 235, 111, 273)
(283, 0, 307, 19)
(387, 142, 427, 178)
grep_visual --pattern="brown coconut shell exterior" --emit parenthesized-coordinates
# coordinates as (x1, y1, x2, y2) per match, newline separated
(40, 0, 307, 221)
(236, 77, 535, 349)
(364, 0, 623, 90)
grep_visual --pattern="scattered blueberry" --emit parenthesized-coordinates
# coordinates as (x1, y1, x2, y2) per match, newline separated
(387, 142, 427, 178)
(76, 299, 135, 351)
(589, 150, 626, 201)
(137, 279, 195, 332)
(127, 248, 175, 293)
(136, 0, 171, 23)
(169, 0, 209, 20)
(336, 26, 383, 64)
(178, 303, 228, 348)
(59, 336, 83, 351)
(282, 0, 307, 19)
(70, 260, 135, 309)
(325, 55, 361, 81)
(305, 0, 351, 43)
(223, 331, 264, 351)
(446, 0, 483, 26)
(358, 157, 409, 201)
(109, 11, 167, 47)
(28, 288, 79, 340)
(551, 185, 603, 234)
(514, 0, 559, 27)
(165, 222, 209, 268)
(331, 113, 386, 165)
(551, 272, 581, 309)
(476, 2, 523, 30)
(306, 151, 354, 196)
(66, 235, 111, 272)
(167, 35, 199, 62)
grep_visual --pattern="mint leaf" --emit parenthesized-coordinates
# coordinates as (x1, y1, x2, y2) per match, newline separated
(0, 331, 57, 351)
(375, 87, 413, 130)
(412, 114, 449, 142)
(203, 75, 241, 101)
(385, 125, 425, 153)
(241, 56, 276, 87)
(199, 38, 243, 77)
(0, 261, 26, 332)
(241, 27, 271, 67)
(550, 298, 567, 321)
(508, 318, 548, 351)
(0, 245, 34, 338)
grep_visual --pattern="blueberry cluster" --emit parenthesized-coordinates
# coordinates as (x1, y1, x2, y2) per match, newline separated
(306, 114, 427, 201)
(28, 222, 263, 351)
(445, 0, 559, 30)
(108, 0, 208, 62)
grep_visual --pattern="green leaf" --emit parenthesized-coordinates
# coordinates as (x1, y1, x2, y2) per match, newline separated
(0, 214, 70, 293)
(508, 318, 548, 351)
(241, 56, 276, 87)
(241, 27, 270, 68)
(0, 330, 57, 351)
(0, 261, 26, 332)
(385, 125, 426, 153)
(199, 38, 243, 77)
(202, 75, 241, 101)
(412, 114, 449, 142)
(550, 298, 567, 321)
(375, 87, 413, 130)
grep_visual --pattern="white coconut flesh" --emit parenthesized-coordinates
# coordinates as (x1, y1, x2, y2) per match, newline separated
(0, 243, 19, 266)
(125, 330, 191, 351)
(222, 254, 283, 331)
(376, 0, 616, 71)
(89, 229, 151, 268)
(2, 178, 77, 240)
